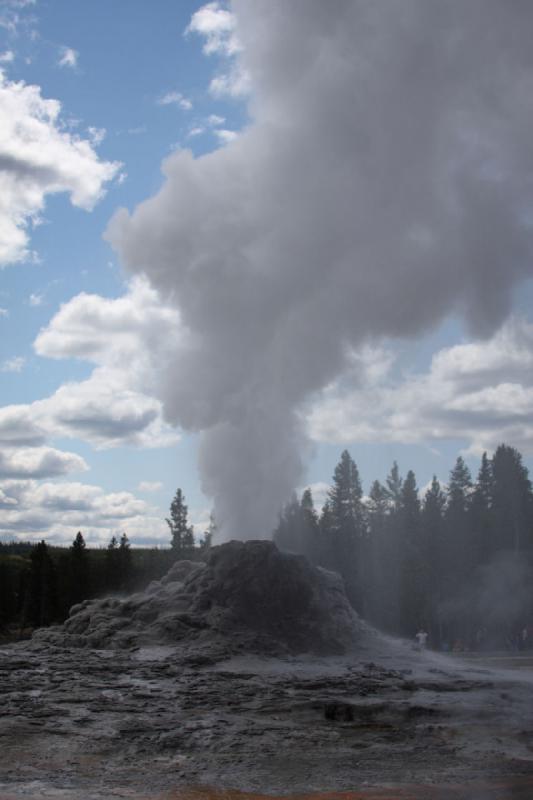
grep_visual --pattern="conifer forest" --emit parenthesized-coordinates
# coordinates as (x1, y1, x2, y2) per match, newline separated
(1, 443, 533, 652)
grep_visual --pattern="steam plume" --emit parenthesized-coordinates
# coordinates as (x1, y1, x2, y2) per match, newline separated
(107, 1, 533, 539)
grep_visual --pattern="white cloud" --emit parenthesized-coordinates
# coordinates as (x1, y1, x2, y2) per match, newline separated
(0, 50, 14, 63)
(0, 446, 87, 480)
(1, 355, 25, 372)
(215, 128, 238, 144)
(0, 71, 121, 266)
(0, 0, 36, 35)
(0, 307, 8, 316)
(209, 64, 250, 98)
(186, 2, 240, 56)
(58, 46, 78, 69)
(87, 126, 106, 146)
(138, 481, 163, 493)
(188, 126, 205, 138)
(186, 2, 249, 98)
(26, 277, 182, 448)
(207, 113, 225, 127)
(307, 318, 533, 456)
(157, 91, 192, 111)
(0, 479, 169, 546)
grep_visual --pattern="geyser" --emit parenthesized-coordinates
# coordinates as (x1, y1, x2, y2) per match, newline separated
(106, 1, 533, 539)
(35, 541, 364, 655)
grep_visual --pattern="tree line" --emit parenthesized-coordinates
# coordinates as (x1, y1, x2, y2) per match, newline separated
(273, 444, 533, 650)
(0, 532, 171, 638)
(0, 488, 212, 640)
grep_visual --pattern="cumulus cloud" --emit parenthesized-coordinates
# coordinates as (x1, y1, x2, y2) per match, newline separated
(157, 91, 192, 111)
(28, 277, 181, 448)
(0, 404, 47, 446)
(0, 479, 168, 546)
(215, 128, 238, 145)
(0, 50, 14, 63)
(186, 1, 249, 98)
(58, 46, 78, 69)
(107, 1, 533, 539)
(186, 1, 240, 56)
(307, 319, 533, 456)
(0, 446, 87, 480)
(0, 71, 121, 266)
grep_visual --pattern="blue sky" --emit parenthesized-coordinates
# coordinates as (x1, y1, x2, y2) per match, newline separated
(1, 1, 533, 546)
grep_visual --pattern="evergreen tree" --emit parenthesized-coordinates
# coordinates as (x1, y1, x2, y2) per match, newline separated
(200, 513, 217, 551)
(445, 457, 473, 576)
(422, 476, 446, 644)
(166, 489, 193, 556)
(398, 470, 425, 634)
(274, 490, 319, 561)
(105, 535, 120, 590)
(491, 444, 533, 552)
(470, 452, 494, 565)
(181, 525, 196, 559)
(326, 450, 365, 610)
(300, 488, 320, 563)
(23, 541, 58, 628)
(117, 533, 132, 590)
(328, 450, 364, 532)
(385, 461, 403, 511)
(366, 480, 390, 626)
(447, 457, 473, 515)
(68, 531, 90, 607)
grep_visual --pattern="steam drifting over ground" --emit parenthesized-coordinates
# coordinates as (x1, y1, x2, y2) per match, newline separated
(107, 1, 533, 539)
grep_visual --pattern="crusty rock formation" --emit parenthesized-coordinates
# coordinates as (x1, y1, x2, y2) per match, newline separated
(34, 540, 363, 655)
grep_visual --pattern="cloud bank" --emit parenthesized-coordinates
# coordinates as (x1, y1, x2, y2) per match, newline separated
(107, 1, 533, 539)
(307, 319, 533, 457)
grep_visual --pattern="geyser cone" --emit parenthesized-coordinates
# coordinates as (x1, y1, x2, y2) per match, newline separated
(34, 541, 364, 656)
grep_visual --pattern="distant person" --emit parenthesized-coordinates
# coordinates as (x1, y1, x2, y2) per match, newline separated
(415, 628, 428, 650)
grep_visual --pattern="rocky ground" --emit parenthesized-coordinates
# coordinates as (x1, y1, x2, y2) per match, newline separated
(2, 542, 533, 799)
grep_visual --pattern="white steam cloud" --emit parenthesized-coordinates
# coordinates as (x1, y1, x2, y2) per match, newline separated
(107, 1, 533, 539)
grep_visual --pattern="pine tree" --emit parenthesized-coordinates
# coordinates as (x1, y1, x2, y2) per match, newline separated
(447, 457, 473, 515)
(326, 450, 365, 610)
(166, 489, 193, 556)
(300, 488, 320, 563)
(366, 480, 389, 626)
(398, 470, 426, 634)
(328, 450, 364, 532)
(23, 541, 58, 628)
(69, 531, 90, 607)
(445, 457, 473, 577)
(491, 444, 533, 552)
(118, 533, 132, 590)
(105, 535, 120, 590)
(470, 452, 494, 565)
(201, 513, 217, 551)
(422, 476, 446, 644)
(385, 461, 403, 511)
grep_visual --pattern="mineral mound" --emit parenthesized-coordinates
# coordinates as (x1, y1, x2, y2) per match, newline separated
(34, 539, 363, 656)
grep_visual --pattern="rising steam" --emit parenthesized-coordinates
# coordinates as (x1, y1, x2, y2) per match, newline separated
(106, 1, 533, 539)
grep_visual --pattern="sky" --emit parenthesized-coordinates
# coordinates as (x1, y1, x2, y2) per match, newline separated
(1, 0, 533, 547)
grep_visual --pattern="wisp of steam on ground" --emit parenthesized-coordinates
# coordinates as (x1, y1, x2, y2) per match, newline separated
(107, 0, 533, 539)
